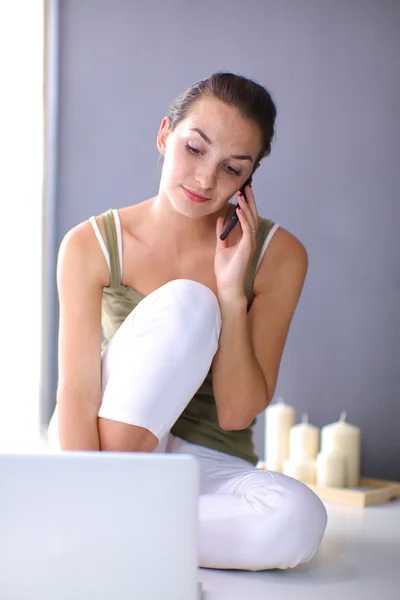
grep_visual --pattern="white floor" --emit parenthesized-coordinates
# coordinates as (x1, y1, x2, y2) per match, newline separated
(5, 434, 398, 599)
(197, 498, 400, 600)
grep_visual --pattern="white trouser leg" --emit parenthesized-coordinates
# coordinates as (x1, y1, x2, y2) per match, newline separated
(99, 279, 221, 441)
(48, 279, 221, 449)
(167, 435, 328, 571)
(197, 471, 327, 570)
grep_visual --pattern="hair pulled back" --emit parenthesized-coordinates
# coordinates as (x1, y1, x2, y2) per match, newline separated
(167, 72, 277, 167)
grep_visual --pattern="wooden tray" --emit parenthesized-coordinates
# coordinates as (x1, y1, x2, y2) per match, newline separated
(257, 463, 400, 507)
(304, 477, 400, 507)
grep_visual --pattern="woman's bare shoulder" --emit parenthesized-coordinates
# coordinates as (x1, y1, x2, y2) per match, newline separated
(264, 225, 307, 263)
(254, 225, 308, 294)
(58, 216, 111, 288)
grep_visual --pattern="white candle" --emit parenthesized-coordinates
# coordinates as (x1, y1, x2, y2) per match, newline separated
(289, 413, 320, 461)
(320, 411, 361, 487)
(265, 397, 295, 472)
(316, 451, 346, 488)
(283, 458, 317, 484)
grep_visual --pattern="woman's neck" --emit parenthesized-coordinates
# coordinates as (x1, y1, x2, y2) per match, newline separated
(147, 193, 231, 255)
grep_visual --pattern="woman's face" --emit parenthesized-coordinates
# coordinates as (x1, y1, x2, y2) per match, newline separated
(157, 95, 263, 218)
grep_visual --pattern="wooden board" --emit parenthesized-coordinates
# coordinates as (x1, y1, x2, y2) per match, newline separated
(304, 477, 400, 507)
(257, 464, 400, 507)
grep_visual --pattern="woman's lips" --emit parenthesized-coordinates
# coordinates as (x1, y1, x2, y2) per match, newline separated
(182, 186, 211, 203)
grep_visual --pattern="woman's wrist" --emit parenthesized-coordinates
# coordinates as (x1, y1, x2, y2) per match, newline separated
(217, 291, 248, 314)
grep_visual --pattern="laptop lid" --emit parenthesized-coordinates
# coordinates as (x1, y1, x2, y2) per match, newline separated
(0, 452, 200, 600)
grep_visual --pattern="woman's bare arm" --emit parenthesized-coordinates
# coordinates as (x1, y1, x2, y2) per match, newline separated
(212, 228, 308, 430)
(56, 220, 109, 450)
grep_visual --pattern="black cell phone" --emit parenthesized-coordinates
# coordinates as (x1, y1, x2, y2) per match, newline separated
(219, 176, 253, 241)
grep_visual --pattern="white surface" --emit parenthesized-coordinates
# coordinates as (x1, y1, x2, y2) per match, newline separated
(0, 0, 43, 446)
(198, 498, 400, 599)
(0, 452, 200, 600)
(1, 448, 398, 599)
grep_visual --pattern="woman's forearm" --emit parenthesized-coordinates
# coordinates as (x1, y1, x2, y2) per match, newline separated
(57, 390, 100, 450)
(212, 295, 269, 431)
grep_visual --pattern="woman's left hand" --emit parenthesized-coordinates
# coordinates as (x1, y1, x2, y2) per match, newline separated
(214, 184, 259, 301)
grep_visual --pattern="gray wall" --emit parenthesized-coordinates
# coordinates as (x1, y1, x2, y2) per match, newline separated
(46, 0, 400, 480)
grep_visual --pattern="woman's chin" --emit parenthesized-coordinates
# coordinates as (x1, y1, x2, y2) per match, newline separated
(170, 196, 215, 218)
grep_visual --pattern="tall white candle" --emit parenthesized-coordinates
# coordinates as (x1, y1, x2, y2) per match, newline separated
(265, 397, 295, 473)
(320, 412, 361, 487)
(289, 413, 320, 461)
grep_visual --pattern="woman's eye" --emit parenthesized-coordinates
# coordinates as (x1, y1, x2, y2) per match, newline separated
(226, 165, 241, 176)
(185, 143, 240, 176)
(185, 144, 201, 155)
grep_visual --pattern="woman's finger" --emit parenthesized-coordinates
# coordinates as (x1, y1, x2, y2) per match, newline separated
(237, 194, 256, 232)
(236, 205, 257, 246)
(242, 183, 258, 223)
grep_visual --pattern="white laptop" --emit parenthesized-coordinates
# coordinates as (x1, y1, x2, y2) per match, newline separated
(0, 452, 202, 600)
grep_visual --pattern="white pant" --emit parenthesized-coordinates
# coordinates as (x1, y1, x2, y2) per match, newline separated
(49, 279, 327, 571)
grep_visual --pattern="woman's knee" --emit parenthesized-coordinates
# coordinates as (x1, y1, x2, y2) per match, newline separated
(158, 279, 221, 332)
(137, 279, 222, 354)
(103, 279, 221, 370)
(241, 476, 327, 570)
(278, 479, 327, 567)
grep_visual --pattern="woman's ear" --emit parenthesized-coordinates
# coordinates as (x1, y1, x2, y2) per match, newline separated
(157, 116, 172, 155)
(250, 162, 261, 177)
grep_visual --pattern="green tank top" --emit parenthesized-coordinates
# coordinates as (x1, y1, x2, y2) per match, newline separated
(99, 208, 277, 465)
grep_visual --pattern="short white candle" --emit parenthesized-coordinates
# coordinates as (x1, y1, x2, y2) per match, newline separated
(283, 458, 317, 484)
(265, 397, 295, 473)
(317, 451, 346, 488)
(321, 411, 361, 487)
(289, 413, 320, 461)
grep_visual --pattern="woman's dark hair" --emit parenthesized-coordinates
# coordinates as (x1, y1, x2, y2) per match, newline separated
(167, 72, 277, 168)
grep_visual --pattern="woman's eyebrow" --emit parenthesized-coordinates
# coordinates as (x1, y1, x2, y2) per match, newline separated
(189, 127, 254, 163)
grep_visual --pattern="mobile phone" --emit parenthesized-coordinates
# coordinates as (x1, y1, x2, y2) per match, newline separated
(219, 176, 253, 241)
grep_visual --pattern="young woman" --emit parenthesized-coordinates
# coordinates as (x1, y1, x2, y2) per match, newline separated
(49, 72, 327, 571)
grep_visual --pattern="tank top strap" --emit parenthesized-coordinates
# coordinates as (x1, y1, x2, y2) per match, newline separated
(244, 217, 276, 307)
(101, 209, 122, 288)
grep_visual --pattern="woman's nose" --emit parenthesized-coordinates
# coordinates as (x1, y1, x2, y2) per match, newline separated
(194, 165, 218, 191)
